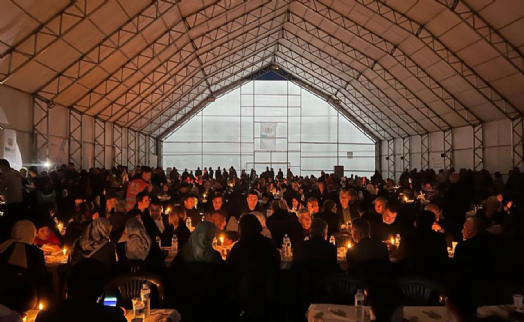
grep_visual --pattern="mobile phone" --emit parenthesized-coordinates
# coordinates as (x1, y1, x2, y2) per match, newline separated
(103, 297, 117, 307)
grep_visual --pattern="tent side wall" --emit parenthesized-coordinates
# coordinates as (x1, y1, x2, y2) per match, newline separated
(380, 120, 516, 181)
(0, 86, 159, 170)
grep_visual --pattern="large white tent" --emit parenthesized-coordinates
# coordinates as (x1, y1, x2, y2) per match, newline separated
(0, 0, 523, 179)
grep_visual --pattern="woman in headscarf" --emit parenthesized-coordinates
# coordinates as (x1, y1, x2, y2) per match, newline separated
(251, 212, 272, 239)
(0, 221, 48, 297)
(180, 221, 222, 264)
(117, 218, 151, 261)
(226, 215, 280, 321)
(69, 218, 115, 272)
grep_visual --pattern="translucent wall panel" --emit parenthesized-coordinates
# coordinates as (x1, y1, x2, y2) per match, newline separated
(163, 80, 375, 177)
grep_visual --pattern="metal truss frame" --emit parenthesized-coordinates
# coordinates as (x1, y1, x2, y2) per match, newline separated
(444, 129, 453, 170)
(68, 109, 83, 169)
(138, 133, 147, 167)
(111, 10, 287, 127)
(512, 117, 523, 168)
(473, 124, 484, 171)
(279, 30, 421, 135)
(294, 1, 481, 126)
(156, 138, 163, 168)
(421, 134, 430, 170)
(375, 142, 381, 173)
(94, 118, 105, 168)
(388, 139, 395, 180)
(33, 97, 50, 163)
(148, 136, 156, 167)
(274, 48, 407, 138)
(402, 137, 410, 171)
(432, 0, 524, 74)
(351, 0, 521, 119)
(0, 0, 108, 84)
(113, 125, 123, 167)
(127, 129, 137, 169)
(39, 0, 182, 104)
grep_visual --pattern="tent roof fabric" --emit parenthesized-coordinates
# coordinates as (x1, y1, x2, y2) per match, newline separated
(1, 0, 523, 141)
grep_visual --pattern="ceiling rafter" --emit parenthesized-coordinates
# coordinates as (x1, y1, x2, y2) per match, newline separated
(350, 0, 522, 119)
(283, 17, 448, 133)
(431, 0, 524, 74)
(273, 50, 406, 138)
(120, 17, 287, 128)
(0, 0, 109, 84)
(90, 3, 286, 125)
(288, 6, 482, 126)
(35, 0, 178, 102)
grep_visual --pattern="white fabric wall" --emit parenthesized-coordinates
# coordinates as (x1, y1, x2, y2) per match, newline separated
(0, 85, 150, 170)
(381, 119, 515, 181)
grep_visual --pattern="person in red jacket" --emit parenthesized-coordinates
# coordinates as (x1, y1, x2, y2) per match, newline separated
(125, 167, 153, 212)
(34, 222, 60, 247)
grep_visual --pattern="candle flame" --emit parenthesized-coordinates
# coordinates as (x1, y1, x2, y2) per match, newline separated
(390, 237, 395, 245)
(62, 248, 66, 256)
(347, 242, 352, 249)
(220, 236, 224, 244)
(39, 303, 43, 310)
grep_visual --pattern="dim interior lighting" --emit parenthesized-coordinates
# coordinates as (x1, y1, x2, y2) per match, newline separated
(270, 64, 280, 70)
(207, 97, 215, 102)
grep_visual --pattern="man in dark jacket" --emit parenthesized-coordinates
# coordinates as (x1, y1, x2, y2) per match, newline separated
(346, 218, 390, 282)
(396, 211, 448, 279)
(374, 199, 413, 241)
(292, 218, 339, 273)
(266, 201, 303, 246)
(314, 200, 340, 237)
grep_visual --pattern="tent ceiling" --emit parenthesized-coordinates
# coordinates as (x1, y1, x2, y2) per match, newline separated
(1, 0, 523, 140)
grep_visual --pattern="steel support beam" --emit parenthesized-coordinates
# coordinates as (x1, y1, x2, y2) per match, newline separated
(375, 142, 381, 173)
(421, 134, 430, 170)
(127, 129, 137, 169)
(156, 139, 163, 168)
(138, 133, 147, 167)
(94, 118, 105, 169)
(68, 109, 83, 169)
(388, 140, 395, 180)
(473, 124, 484, 171)
(148, 136, 156, 167)
(33, 97, 50, 164)
(444, 130, 453, 170)
(0, 0, 108, 84)
(402, 137, 410, 171)
(512, 117, 523, 169)
(113, 125, 123, 167)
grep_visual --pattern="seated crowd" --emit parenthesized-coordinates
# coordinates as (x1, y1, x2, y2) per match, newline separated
(0, 161, 523, 322)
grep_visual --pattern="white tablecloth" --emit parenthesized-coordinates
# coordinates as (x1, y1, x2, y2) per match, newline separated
(26, 309, 181, 322)
(126, 309, 181, 322)
(307, 304, 517, 322)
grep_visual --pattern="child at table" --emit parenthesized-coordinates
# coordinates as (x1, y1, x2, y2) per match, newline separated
(34, 222, 60, 248)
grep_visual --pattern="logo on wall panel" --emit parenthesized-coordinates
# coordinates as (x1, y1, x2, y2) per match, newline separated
(260, 123, 277, 150)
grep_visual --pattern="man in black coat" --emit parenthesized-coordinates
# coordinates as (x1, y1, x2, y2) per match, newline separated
(374, 199, 413, 241)
(442, 172, 470, 241)
(454, 217, 496, 278)
(396, 210, 449, 279)
(315, 200, 340, 237)
(292, 218, 339, 273)
(346, 218, 390, 282)
(266, 201, 303, 246)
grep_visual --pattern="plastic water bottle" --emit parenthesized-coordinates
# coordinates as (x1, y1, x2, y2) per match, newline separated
(355, 289, 365, 321)
(283, 234, 291, 257)
(140, 283, 151, 318)
(329, 235, 336, 246)
(171, 234, 178, 253)
(156, 236, 161, 248)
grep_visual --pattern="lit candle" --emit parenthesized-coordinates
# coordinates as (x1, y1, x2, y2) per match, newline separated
(39, 303, 43, 311)
(62, 248, 66, 256)
(403, 195, 408, 202)
(57, 222, 63, 230)
(390, 237, 395, 245)
(220, 236, 224, 246)
(347, 242, 352, 249)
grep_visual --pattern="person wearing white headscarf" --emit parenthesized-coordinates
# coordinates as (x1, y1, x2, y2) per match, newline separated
(69, 218, 115, 271)
(251, 211, 272, 239)
(0, 220, 47, 296)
